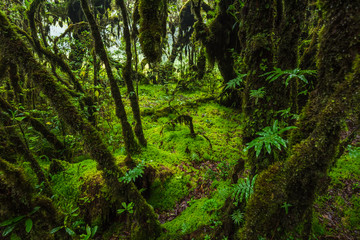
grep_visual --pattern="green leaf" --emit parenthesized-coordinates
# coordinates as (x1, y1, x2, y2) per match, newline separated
(117, 209, 125, 214)
(50, 226, 63, 234)
(3, 225, 16, 237)
(91, 226, 98, 237)
(86, 225, 91, 235)
(0, 216, 25, 227)
(15, 116, 26, 122)
(25, 218, 33, 233)
(265, 143, 271, 154)
(65, 227, 76, 236)
(29, 206, 40, 215)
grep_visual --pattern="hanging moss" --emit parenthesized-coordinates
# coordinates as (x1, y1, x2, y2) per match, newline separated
(138, 0, 166, 63)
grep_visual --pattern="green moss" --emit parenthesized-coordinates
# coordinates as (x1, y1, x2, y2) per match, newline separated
(344, 196, 360, 230)
(51, 159, 97, 210)
(148, 173, 193, 210)
(329, 147, 360, 186)
(161, 198, 210, 238)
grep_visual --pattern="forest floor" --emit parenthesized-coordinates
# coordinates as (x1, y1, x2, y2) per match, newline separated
(43, 83, 360, 239)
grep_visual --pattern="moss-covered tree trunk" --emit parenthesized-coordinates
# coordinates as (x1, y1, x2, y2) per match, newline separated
(0, 10, 162, 238)
(240, 0, 276, 175)
(276, 0, 308, 113)
(27, 0, 97, 125)
(0, 96, 70, 160)
(80, 0, 139, 154)
(116, 0, 147, 147)
(0, 111, 53, 196)
(8, 63, 24, 105)
(0, 157, 61, 238)
(193, 0, 238, 106)
(240, 0, 360, 238)
(138, 0, 165, 63)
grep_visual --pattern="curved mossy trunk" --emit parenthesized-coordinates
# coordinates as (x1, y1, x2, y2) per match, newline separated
(0, 157, 61, 238)
(27, 0, 97, 125)
(0, 111, 53, 196)
(0, 96, 70, 160)
(240, 0, 360, 238)
(298, 19, 321, 111)
(80, 0, 139, 154)
(290, 0, 360, 146)
(116, 0, 147, 147)
(0, 10, 161, 238)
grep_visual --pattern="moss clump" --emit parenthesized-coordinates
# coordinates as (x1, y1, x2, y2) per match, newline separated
(329, 146, 360, 186)
(138, 0, 165, 63)
(161, 198, 210, 238)
(148, 174, 193, 210)
(78, 172, 114, 227)
(51, 159, 97, 210)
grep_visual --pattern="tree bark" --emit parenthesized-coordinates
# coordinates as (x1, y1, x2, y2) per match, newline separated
(0, 96, 70, 160)
(80, 0, 140, 154)
(117, 0, 147, 147)
(0, 10, 162, 238)
(0, 111, 53, 196)
(241, 0, 360, 238)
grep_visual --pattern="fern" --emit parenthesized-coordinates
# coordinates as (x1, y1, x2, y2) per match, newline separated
(119, 161, 145, 184)
(250, 87, 266, 104)
(244, 120, 296, 157)
(231, 209, 244, 225)
(261, 67, 317, 87)
(232, 174, 257, 205)
(225, 73, 247, 90)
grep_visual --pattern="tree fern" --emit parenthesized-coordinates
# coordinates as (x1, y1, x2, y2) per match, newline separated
(261, 67, 317, 87)
(232, 174, 257, 206)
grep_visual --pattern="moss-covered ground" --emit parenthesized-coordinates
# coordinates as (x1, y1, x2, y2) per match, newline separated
(15, 82, 360, 240)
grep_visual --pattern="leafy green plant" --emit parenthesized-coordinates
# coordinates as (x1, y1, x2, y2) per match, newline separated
(50, 204, 79, 237)
(0, 207, 40, 237)
(244, 120, 296, 157)
(261, 67, 317, 87)
(225, 73, 247, 90)
(119, 161, 145, 183)
(80, 225, 98, 240)
(117, 202, 134, 215)
(204, 234, 212, 240)
(232, 175, 257, 205)
(281, 202, 292, 214)
(250, 87, 266, 104)
(277, 108, 300, 121)
(231, 209, 244, 225)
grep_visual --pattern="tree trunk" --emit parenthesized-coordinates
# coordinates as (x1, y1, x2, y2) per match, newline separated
(0, 111, 53, 196)
(0, 10, 162, 238)
(240, 0, 276, 175)
(117, 0, 147, 147)
(240, 0, 360, 238)
(80, 0, 140, 154)
(0, 96, 70, 160)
